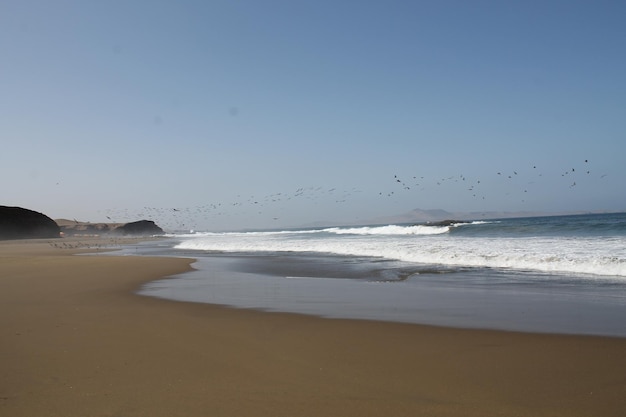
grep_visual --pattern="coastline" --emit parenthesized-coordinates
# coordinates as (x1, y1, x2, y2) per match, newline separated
(139, 250, 626, 338)
(1, 238, 625, 416)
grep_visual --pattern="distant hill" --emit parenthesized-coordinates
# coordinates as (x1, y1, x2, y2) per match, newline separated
(55, 219, 124, 236)
(372, 208, 459, 224)
(365, 208, 622, 225)
(302, 208, 610, 229)
(56, 218, 165, 236)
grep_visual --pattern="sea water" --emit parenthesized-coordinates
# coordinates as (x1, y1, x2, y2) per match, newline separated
(136, 213, 626, 337)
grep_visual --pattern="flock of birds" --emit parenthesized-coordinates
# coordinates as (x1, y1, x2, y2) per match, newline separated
(100, 185, 363, 231)
(99, 159, 606, 231)
(389, 159, 600, 201)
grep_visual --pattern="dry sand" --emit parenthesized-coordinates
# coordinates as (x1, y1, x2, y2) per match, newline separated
(1, 238, 625, 417)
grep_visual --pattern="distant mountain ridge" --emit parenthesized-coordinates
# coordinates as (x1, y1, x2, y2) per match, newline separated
(369, 208, 546, 224)
(368, 208, 624, 225)
(303, 208, 618, 229)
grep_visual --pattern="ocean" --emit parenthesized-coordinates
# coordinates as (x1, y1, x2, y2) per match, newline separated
(133, 213, 626, 337)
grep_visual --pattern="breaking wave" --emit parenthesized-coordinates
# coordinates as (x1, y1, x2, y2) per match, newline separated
(173, 220, 626, 278)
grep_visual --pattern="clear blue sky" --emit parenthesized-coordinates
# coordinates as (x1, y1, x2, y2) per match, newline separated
(2, 0, 625, 231)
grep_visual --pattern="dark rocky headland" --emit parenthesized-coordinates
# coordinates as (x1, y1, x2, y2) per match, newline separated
(1, 206, 165, 240)
(0, 206, 61, 240)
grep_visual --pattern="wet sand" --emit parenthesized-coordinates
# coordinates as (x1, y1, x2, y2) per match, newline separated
(1, 238, 625, 416)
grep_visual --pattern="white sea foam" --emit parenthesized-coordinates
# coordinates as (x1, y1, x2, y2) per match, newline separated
(174, 224, 452, 237)
(174, 227, 626, 278)
(322, 224, 449, 235)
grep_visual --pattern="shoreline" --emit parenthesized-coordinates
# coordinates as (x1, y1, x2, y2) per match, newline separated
(137, 247, 626, 338)
(2, 237, 626, 416)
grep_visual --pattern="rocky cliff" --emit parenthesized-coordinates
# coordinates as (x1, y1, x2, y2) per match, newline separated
(0, 206, 61, 240)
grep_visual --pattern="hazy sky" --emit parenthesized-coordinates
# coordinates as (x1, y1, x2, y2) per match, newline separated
(2, 1, 625, 231)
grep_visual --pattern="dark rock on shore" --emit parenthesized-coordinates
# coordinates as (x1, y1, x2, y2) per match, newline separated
(0, 206, 61, 240)
(113, 220, 165, 236)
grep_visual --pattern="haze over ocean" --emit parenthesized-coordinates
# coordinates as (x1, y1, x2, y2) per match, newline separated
(2, 1, 624, 231)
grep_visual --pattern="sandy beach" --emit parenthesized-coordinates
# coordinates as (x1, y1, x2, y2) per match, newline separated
(1, 238, 625, 417)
